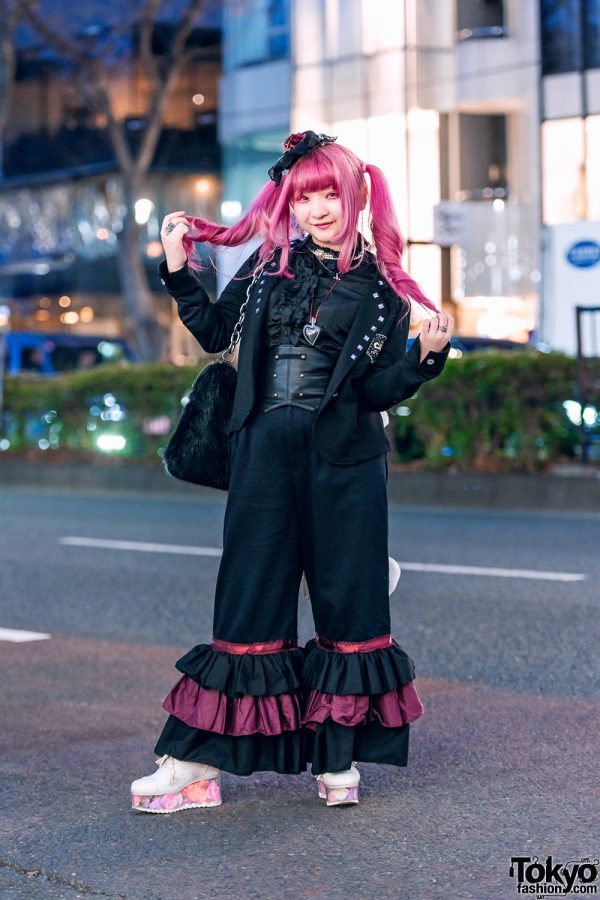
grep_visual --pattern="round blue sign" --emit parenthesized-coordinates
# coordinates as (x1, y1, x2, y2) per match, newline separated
(566, 240, 600, 268)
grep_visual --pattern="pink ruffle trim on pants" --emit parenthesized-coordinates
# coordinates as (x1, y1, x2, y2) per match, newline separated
(301, 681, 425, 730)
(163, 675, 302, 736)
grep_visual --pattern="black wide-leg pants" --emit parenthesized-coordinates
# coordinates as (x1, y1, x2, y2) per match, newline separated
(155, 406, 424, 776)
(216, 405, 391, 643)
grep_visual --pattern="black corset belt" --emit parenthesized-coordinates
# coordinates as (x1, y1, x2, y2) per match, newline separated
(261, 344, 334, 412)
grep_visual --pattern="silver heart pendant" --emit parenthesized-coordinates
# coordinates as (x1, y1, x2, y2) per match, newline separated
(303, 323, 321, 345)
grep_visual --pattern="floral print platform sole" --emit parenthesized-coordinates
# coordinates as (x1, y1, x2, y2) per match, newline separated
(132, 774, 222, 814)
(316, 778, 359, 807)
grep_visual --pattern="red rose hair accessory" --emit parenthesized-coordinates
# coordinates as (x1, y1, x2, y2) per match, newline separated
(283, 132, 305, 151)
(268, 130, 337, 185)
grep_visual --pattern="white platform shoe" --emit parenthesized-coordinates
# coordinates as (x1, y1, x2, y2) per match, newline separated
(131, 754, 222, 813)
(316, 763, 361, 806)
(388, 557, 401, 595)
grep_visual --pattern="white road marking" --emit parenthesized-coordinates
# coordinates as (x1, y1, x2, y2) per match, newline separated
(0, 627, 51, 643)
(59, 537, 586, 582)
(397, 561, 586, 582)
(59, 537, 222, 556)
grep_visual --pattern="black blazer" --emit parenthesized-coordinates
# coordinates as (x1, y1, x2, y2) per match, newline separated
(159, 247, 450, 466)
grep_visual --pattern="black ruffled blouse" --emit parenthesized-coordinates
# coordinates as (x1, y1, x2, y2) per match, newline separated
(265, 237, 380, 359)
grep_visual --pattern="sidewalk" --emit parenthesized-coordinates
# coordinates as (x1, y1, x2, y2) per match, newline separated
(1, 458, 599, 511)
(2, 634, 598, 899)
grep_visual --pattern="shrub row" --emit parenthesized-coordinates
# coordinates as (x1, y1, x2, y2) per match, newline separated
(1, 352, 596, 472)
(1, 362, 200, 463)
(393, 351, 595, 472)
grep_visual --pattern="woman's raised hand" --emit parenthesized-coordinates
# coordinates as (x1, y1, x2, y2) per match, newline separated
(161, 211, 190, 273)
(418, 310, 455, 362)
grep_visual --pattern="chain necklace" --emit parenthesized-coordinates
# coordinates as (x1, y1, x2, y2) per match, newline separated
(300, 236, 370, 345)
(302, 255, 344, 346)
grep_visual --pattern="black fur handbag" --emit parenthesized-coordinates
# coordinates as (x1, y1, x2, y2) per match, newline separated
(163, 272, 258, 490)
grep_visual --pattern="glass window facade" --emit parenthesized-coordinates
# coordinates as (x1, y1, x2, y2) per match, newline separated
(224, 0, 289, 70)
(457, 114, 508, 200)
(222, 132, 289, 214)
(360, 0, 405, 53)
(542, 113, 600, 223)
(584, 0, 600, 68)
(586, 115, 600, 220)
(456, 0, 506, 40)
(268, 0, 291, 59)
(542, 117, 586, 222)
(540, 0, 600, 74)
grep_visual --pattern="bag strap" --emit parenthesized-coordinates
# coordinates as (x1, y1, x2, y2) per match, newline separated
(221, 266, 263, 363)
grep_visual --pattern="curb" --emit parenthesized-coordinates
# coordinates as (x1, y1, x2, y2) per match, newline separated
(1, 459, 600, 511)
(386, 468, 600, 512)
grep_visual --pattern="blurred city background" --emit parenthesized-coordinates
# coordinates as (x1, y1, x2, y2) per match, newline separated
(0, 0, 599, 471)
(1, 6, 599, 895)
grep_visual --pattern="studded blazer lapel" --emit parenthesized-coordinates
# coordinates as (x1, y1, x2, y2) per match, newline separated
(242, 259, 279, 378)
(320, 277, 392, 406)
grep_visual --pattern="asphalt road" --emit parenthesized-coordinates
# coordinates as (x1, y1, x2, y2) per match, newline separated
(1, 486, 599, 899)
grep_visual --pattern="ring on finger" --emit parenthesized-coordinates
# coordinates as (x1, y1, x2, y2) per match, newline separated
(164, 222, 176, 235)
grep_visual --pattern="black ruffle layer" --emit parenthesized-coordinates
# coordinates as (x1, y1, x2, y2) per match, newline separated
(155, 714, 411, 776)
(305, 719, 410, 775)
(155, 714, 306, 776)
(301, 639, 416, 696)
(266, 236, 377, 350)
(174, 639, 417, 698)
(160, 638, 419, 775)
(267, 244, 319, 345)
(175, 643, 305, 698)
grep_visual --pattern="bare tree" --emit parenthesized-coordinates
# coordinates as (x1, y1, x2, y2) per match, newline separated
(0, 0, 19, 176)
(15, 0, 216, 361)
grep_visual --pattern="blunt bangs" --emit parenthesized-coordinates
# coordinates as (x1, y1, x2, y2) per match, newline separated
(288, 150, 340, 200)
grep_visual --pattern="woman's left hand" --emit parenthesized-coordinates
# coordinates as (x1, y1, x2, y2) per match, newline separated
(418, 311, 454, 362)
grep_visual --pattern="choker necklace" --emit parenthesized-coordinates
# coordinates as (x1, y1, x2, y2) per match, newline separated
(310, 246, 340, 261)
(307, 235, 372, 263)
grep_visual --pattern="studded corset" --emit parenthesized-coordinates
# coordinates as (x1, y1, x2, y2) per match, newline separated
(261, 345, 333, 412)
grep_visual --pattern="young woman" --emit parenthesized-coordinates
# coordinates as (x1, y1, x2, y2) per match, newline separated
(131, 131, 453, 812)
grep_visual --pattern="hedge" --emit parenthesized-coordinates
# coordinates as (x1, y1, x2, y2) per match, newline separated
(392, 351, 595, 472)
(1, 362, 200, 463)
(0, 352, 597, 472)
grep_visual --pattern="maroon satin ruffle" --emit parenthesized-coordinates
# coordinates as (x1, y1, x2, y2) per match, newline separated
(301, 681, 425, 730)
(164, 675, 302, 736)
(165, 674, 424, 737)
(316, 633, 392, 653)
(211, 637, 298, 655)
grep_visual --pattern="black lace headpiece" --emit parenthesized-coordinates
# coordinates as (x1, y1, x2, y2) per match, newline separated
(268, 130, 337, 186)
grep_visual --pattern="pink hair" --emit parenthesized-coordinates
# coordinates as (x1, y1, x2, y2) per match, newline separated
(183, 141, 438, 312)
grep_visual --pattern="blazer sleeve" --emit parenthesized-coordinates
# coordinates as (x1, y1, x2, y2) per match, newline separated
(158, 248, 261, 354)
(359, 308, 451, 412)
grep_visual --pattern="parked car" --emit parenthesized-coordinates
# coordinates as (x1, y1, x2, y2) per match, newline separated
(407, 334, 542, 357)
(4, 332, 135, 376)
(446, 335, 541, 354)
